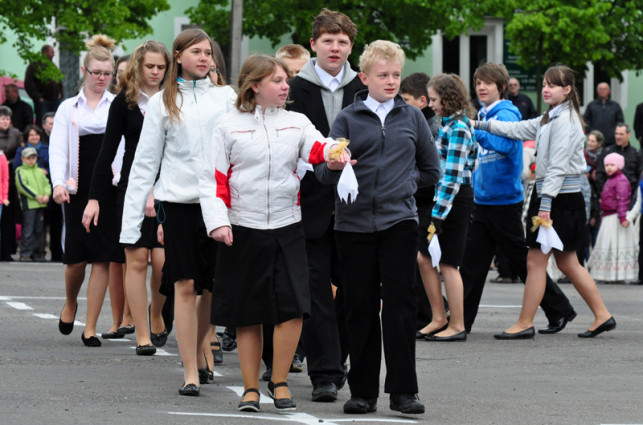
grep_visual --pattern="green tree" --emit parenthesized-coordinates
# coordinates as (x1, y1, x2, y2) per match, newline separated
(0, 0, 170, 88)
(186, 0, 512, 66)
(504, 0, 643, 110)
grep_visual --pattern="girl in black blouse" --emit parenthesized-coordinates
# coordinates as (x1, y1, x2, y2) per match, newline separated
(83, 40, 171, 355)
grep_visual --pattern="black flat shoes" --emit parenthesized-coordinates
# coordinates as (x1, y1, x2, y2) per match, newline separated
(136, 344, 156, 356)
(238, 388, 260, 412)
(117, 324, 135, 335)
(101, 331, 124, 339)
(578, 317, 616, 338)
(494, 327, 535, 340)
(415, 323, 448, 339)
(268, 381, 296, 411)
(425, 330, 466, 342)
(81, 333, 101, 347)
(179, 383, 200, 396)
(58, 304, 78, 335)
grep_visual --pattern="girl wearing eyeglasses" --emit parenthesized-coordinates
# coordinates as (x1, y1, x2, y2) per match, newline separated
(50, 35, 122, 347)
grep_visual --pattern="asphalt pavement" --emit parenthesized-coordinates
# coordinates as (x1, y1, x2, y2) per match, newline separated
(1, 261, 642, 425)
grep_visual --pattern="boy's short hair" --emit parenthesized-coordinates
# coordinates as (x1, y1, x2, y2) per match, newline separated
(0, 105, 12, 117)
(400, 72, 430, 100)
(359, 40, 405, 74)
(275, 44, 310, 62)
(473, 62, 510, 99)
(311, 8, 357, 42)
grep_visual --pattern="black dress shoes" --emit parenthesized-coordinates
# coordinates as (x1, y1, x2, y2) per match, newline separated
(178, 383, 200, 396)
(390, 393, 425, 414)
(425, 330, 467, 342)
(58, 304, 78, 335)
(81, 333, 101, 347)
(136, 344, 157, 356)
(539, 310, 577, 334)
(117, 324, 135, 335)
(494, 327, 535, 340)
(343, 396, 377, 414)
(416, 323, 449, 339)
(312, 382, 338, 402)
(101, 331, 124, 339)
(578, 317, 616, 338)
(267, 381, 296, 411)
(150, 330, 168, 347)
(238, 388, 260, 412)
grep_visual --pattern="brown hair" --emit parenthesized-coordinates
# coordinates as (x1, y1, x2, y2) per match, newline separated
(311, 9, 357, 42)
(235, 55, 287, 112)
(276, 44, 310, 61)
(23, 124, 43, 143)
(473, 62, 509, 99)
(428, 73, 472, 117)
(210, 40, 227, 86)
(589, 130, 604, 145)
(83, 34, 116, 69)
(540, 65, 582, 125)
(121, 41, 170, 108)
(163, 29, 214, 123)
(401, 72, 430, 100)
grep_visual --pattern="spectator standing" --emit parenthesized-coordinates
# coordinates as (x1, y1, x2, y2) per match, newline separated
(507, 78, 538, 120)
(25, 44, 64, 126)
(595, 123, 639, 198)
(15, 147, 50, 261)
(0, 150, 8, 256)
(583, 82, 624, 147)
(2, 84, 34, 132)
(41, 112, 55, 144)
(275, 44, 310, 80)
(634, 101, 643, 144)
(0, 105, 21, 261)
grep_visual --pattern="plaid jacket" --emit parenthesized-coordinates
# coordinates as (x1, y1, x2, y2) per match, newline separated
(431, 113, 476, 220)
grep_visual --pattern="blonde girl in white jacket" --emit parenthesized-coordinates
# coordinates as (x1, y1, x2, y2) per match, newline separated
(120, 29, 236, 396)
(200, 55, 350, 412)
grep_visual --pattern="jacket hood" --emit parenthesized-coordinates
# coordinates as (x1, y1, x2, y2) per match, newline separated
(297, 59, 359, 90)
(481, 100, 521, 121)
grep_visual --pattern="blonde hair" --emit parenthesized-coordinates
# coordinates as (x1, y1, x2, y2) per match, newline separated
(359, 40, 405, 74)
(276, 44, 310, 61)
(236, 55, 287, 112)
(84, 34, 116, 69)
(163, 29, 214, 123)
(122, 41, 171, 108)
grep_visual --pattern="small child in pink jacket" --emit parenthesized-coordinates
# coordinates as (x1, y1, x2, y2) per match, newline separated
(589, 153, 639, 282)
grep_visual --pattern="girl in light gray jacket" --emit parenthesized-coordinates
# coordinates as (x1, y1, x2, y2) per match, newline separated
(474, 65, 614, 340)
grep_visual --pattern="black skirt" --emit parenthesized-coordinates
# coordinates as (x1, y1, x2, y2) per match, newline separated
(115, 190, 163, 249)
(212, 222, 311, 327)
(418, 184, 474, 267)
(158, 202, 216, 296)
(525, 188, 585, 252)
(63, 134, 124, 264)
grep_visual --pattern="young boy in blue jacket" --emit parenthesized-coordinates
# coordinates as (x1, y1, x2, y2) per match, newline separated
(316, 40, 440, 415)
(461, 63, 576, 335)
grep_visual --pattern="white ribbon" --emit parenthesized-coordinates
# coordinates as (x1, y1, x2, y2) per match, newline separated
(536, 226, 563, 254)
(428, 235, 442, 268)
(296, 158, 313, 179)
(337, 162, 359, 204)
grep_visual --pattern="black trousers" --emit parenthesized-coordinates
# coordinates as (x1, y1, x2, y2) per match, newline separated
(301, 221, 345, 387)
(461, 203, 575, 332)
(336, 220, 418, 398)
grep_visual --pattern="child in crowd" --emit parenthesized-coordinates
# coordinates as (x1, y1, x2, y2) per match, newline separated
(418, 73, 476, 342)
(473, 65, 615, 339)
(15, 147, 50, 261)
(14, 125, 49, 172)
(588, 153, 639, 282)
(275, 44, 310, 79)
(316, 40, 440, 415)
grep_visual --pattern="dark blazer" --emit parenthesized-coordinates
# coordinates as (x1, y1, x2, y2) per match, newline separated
(287, 74, 365, 238)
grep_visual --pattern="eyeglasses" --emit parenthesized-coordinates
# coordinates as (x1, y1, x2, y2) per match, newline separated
(86, 69, 114, 78)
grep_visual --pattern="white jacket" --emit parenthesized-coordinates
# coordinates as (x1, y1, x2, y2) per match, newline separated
(200, 106, 334, 233)
(120, 79, 236, 244)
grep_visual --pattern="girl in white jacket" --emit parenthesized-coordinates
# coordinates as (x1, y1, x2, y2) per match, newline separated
(474, 65, 614, 339)
(199, 55, 350, 412)
(120, 29, 236, 396)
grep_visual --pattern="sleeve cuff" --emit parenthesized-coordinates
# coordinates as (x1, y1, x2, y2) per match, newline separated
(539, 195, 553, 212)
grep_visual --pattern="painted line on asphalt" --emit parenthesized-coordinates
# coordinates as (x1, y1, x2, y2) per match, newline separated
(228, 386, 273, 404)
(6, 301, 33, 310)
(0, 296, 85, 300)
(168, 411, 417, 424)
(33, 313, 58, 319)
(480, 304, 522, 308)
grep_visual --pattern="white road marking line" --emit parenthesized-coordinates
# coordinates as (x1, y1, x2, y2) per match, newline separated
(0, 296, 11, 300)
(33, 313, 58, 319)
(6, 302, 33, 310)
(228, 386, 272, 404)
(169, 411, 417, 424)
(0, 296, 86, 300)
(480, 304, 523, 308)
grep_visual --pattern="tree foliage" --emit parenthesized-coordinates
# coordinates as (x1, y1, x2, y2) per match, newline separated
(186, 0, 512, 65)
(0, 0, 170, 81)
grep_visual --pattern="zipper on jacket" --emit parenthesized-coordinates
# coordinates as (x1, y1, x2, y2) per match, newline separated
(262, 115, 272, 227)
(192, 80, 197, 102)
(372, 124, 386, 231)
